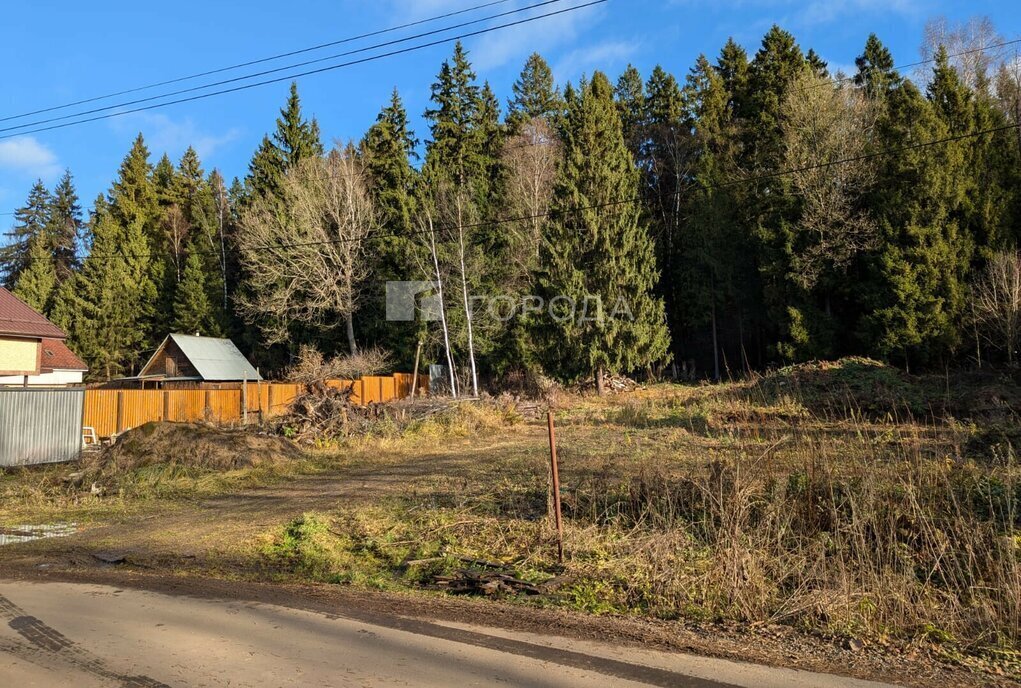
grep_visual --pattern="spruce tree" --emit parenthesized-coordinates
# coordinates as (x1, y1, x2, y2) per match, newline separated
(537, 72, 670, 392)
(715, 38, 750, 119)
(245, 82, 323, 202)
(745, 26, 815, 359)
(361, 89, 422, 364)
(52, 197, 155, 378)
(507, 53, 562, 128)
(614, 64, 645, 155)
(476, 81, 505, 214)
(153, 153, 177, 205)
(806, 49, 829, 78)
(46, 170, 81, 282)
(424, 42, 483, 189)
(1, 180, 51, 288)
(680, 55, 749, 378)
(173, 247, 220, 336)
(643, 64, 687, 348)
(107, 135, 162, 348)
(859, 77, 970, 367)
(275, 82, 324, 164)
(111, 135, 159, 232)
(854, 34, 900, 99)
(177, 146, 204, 207)
(12, 236, 57, 314)
(238, 83, 324, 365)
(363, 88, 419, 235)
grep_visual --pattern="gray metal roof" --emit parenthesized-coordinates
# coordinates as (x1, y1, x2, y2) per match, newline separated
(150, 334, 262, 381)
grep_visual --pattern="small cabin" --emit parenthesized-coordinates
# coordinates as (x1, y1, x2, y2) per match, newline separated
(133, 334, 261, 388)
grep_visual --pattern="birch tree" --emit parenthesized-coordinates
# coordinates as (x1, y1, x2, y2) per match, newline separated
(781, 70, 878, 291)
(973, 251, 1021, 363)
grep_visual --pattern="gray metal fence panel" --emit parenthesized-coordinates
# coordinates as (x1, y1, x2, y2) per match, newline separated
(0, 388, 84, 467)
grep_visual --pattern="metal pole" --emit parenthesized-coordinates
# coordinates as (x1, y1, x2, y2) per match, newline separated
(547, 409, 564, 564)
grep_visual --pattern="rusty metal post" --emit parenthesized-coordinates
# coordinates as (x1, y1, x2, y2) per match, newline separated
(547, 409, 564, 564)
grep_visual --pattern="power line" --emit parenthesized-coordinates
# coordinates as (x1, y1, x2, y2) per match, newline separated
(0, 0, 516, 124)
(0, 0, 572, 135)
(813, 36, 1021, 90)
(0, 0, 603, 142)
(59, 119, 1021, 263)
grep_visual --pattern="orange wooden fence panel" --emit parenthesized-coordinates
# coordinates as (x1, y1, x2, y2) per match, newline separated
(83, 390, 117, 437)
(84, 373, 424, 437)
(166, 389, 205, 423)
(380, 376, 396, 403)
(120, 390, 164, 431)
(207, 389, 242, 423)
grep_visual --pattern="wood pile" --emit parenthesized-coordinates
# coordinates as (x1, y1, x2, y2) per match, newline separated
(572, 373, 640, 394)
(284, 384, 369, 443)
(280, 388, 463, 443)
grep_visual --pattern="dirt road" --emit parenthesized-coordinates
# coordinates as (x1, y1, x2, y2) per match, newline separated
(0, 579, 894, 688)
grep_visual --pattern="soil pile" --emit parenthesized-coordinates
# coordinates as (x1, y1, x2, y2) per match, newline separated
(85, 422, 302, 476)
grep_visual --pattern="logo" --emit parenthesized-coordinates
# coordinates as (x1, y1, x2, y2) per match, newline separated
(386, 281, 443, 322)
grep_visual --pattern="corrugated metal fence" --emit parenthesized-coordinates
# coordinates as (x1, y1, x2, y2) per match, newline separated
(0, 388, 85, 467)
(83, 373, 428, 439)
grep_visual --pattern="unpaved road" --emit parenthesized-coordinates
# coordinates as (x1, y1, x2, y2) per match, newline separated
(0, 580, 893, 688)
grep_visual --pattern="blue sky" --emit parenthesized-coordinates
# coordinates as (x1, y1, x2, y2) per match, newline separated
(1, 0, 1019, 223)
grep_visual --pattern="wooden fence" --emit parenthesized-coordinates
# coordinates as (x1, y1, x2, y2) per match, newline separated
(83, 373, 427, 438)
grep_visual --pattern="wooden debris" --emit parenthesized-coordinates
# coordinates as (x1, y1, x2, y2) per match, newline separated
(432, 569, 542, 597)
(571, 373, 640, 395)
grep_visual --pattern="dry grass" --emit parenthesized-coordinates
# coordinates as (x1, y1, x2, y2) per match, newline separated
(258, 371, 1021, 658)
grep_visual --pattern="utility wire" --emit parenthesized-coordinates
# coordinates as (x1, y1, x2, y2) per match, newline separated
(44, 119, 1020, 262)
(0, 0, 571, 135)
(0, 0, 515, 123)
(807, 36, 1021, 90)
(0, 0, 604, 142)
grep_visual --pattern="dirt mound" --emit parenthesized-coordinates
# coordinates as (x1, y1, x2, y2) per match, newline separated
(749, 357, 927, 417)
(86, 422, 303, 476)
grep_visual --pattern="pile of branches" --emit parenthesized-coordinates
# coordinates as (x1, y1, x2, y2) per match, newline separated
(285, 383, 380, 443)
(278, 346, 396, 443)
(426, 556, 542, 597)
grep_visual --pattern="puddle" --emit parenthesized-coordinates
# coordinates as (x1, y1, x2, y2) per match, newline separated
(0, 523, 78, 546)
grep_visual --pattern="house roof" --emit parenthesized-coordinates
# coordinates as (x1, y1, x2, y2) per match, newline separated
(0, 288, 66, 339)
(141, 334, 262, 381)
(40, 338, 88, 372)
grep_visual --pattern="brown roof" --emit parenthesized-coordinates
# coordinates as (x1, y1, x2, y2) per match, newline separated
(40, 338, 87, 372)
(0, 287, 66, 339)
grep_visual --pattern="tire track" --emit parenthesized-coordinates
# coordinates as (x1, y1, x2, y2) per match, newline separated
(0, 592, 169, 687)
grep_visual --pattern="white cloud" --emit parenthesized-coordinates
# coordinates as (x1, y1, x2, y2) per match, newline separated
(554, 40, 640, 83)
(467, 1, 606, 71)
(0, 137, 62, 180)
(110, 113, 241, 162)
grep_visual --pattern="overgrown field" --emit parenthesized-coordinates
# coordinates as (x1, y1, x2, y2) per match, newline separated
(257, 361, 1021, 663)
(2, 359, 1020, 668)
